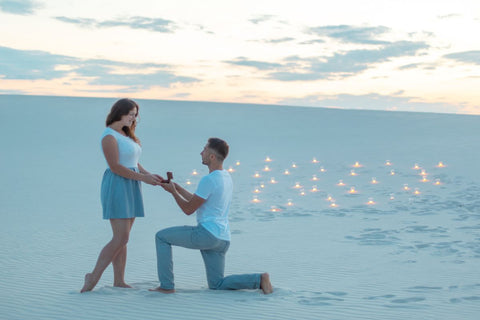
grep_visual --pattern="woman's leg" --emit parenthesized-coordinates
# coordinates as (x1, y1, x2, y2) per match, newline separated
(80, 218, 133, 292)
(112, 218, 135, 287)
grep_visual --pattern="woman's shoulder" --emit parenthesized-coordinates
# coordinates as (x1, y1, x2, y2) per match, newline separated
(101, 127, 118, 140)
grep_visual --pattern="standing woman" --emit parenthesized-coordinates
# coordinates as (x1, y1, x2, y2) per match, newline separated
(81, 98, 162, 293)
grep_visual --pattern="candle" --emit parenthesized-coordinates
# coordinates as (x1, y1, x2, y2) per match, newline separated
(371, 177, 378, 184)
(291, 162, 297, 168)
(186, 179, 192, 185)
(436, 161, 446, 168)
(293, 182, 302, 189)
(337, 180, 346, 186)
(251, 196, 261, 203)
(263, 165, 271, 172)
(192, 169, 198, 176)
(310, 185, 319, 193)
(265, 156, 272, 162)
(228, 166, 235, 173)
(326, 194, 334, 202)
(287, 199, 294, 206)
(270, 206, 281, 212)
(390, 169, 396, 176)
(235, 161, 241, 166)
(403, 184, 410, 191)
(319, 166, 326, 173)
(367, 198, 376, 205)
(420, 169, 428, 176)
(312, 157, 319, 164)
(414, 188, 421, 195)
(413, 163, 421, 170)
(353, 161, 362, 168)
(348, 186, 358, 194)
(253, 172, 261, 178)
(330, 202, 338, 208)
(311, 174, 319, 181)
(350, 170, 358, 176)
(283, 169, 290, 175)
(434, 179, 442, 186)
(270, 177, 278, 184)
(421, 176, 429, 183)
(389, 193, 395, 200)
(385, 160, 392, 166)
(260, 182, 265, 188)
(253, 187, 261, 194)
(299, 189, 306, 196)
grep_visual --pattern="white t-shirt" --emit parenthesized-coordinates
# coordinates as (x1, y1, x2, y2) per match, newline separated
(101, 127, 141, 168)
(194, 170, 233, 241)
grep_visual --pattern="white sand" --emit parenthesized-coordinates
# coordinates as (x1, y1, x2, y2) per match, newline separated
(1, 95, 479, 319)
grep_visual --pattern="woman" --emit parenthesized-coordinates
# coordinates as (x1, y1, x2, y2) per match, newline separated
(81, 98, 162, 293)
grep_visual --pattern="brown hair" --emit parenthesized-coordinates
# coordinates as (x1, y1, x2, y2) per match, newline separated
(106, 98, 140, 143)
(208, 137, 229, 161)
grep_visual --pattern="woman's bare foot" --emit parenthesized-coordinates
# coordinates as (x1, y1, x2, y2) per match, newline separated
(149, 286, 175, 294)
(114, 282, 133, 289)
(80, 273, 97, 293)
(260, 273, 273, 294)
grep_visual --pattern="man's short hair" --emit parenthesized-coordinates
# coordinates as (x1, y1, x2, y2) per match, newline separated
(208, 137, 229, 161)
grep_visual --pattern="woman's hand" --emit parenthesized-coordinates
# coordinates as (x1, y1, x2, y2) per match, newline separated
(142, 174, 163, 185)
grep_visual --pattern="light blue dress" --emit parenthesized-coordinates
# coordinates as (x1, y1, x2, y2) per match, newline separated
(100, 127, 144, 219)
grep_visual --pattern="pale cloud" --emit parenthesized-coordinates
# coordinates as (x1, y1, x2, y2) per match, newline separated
(307, 25, 391, 45)
(225, 57, 283, 70)
(54, 16, 176, 33)
(444, 51, 480, 65)
(0, 0, 42, 15)
(0, 46, 199, 90)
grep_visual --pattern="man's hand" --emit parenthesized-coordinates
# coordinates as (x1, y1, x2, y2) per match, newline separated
(160, 181, 177, 194)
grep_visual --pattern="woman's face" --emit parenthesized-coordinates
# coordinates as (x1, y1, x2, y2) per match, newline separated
(120, 107, 137, 127)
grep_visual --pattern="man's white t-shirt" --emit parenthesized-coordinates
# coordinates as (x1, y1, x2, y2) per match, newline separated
(194, 169, 233, 241)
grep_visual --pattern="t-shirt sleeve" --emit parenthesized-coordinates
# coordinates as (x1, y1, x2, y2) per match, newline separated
(195, 175, 215, 200)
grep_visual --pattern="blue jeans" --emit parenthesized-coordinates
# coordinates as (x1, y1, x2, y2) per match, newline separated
(155, 224, 262, 290)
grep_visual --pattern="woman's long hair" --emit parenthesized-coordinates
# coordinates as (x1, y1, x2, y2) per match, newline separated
(105, 98, 140, 143)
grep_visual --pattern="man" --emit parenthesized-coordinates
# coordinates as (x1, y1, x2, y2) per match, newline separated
(150, 138, 273, 294)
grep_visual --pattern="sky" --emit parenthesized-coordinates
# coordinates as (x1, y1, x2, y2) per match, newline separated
(0, 0, 479, 114)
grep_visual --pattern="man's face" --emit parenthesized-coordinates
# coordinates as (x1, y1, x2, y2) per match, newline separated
(200, 144, 212, 165)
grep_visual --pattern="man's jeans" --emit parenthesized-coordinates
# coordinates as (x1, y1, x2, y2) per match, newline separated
(155, 224, 261, 290)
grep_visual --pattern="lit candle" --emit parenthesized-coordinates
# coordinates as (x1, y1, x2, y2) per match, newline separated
(253, 187, 261, 194)
(348, 186, 358, 194)
(228, 166, 235, 173)
(186, 179, 192, 185)
(420, 169, 428, 176)
(330, 202, 338, 208)
(353, 161, 362, 168)
(389, 193, 395, 200)
(390, 169, 396, 176)
(434, 179, 442, 186)
(287, 199, 294, 206)
(414, 188, 421, 195)
(403, 184, 410, 191)
(283, 169, 290, 175)
(436, 161, 446, 168)
(263, 165, 271, 172)
(291, 162, 297, 168)
(310, 185, 318, 193)
(192, 169, 198, 176)
(251, 196, 261, 203)
(260, 182, 265, 188)
(253, 172, 261, 178)
(337, 180, 346, 186)
(413, 163, 421, 170)
(235, 161, 241, 166)
(270, 177, 278, 184)
(326, 194, 334, 202)
(265, 156, 272, 162)
(367, 198, 376, 205)
(319, 166, 326, 173)
(421, 176, 429, 183)
(270, 206, 281, 212)
(299, 189, 306, 196)
(385, 160, 392, 166)
(371, 177, 378, 184)
(311, 174, 319, 181)
(350, 170, 358, 176)
(293, 182, 302, 189)
(312, 157, 319, 164)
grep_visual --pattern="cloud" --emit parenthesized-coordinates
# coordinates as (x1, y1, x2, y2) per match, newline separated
(0, 0, 42, 15)
(224, 57, 283, 70)
(262, 37, 296, 44)
(308, 25, 391, 45)
(268, 40, 429, 81)
(55, 16, 176, 33)
(0, 46, 199, 89)
(444, 50, 480, 65)
(279, 93, 461, 114)
(438, 13, 462, 19)
(249, 15, 276, 24)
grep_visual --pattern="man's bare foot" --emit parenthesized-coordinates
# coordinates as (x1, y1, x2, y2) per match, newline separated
(260, 273, 273, 294)
(149, 286, 175, 294)
(114, 282, 133, 289)
(80, 273, 97, 293)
